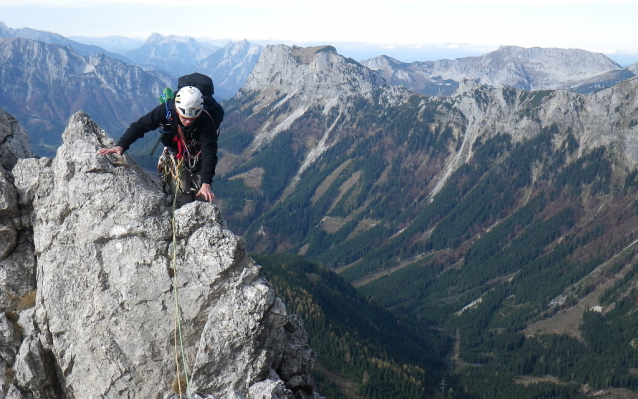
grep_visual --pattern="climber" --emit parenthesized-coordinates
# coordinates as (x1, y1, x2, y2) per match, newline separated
(97, 85, 219, 207)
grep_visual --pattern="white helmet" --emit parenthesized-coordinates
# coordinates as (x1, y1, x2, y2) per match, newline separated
(175, 86, 204, 119)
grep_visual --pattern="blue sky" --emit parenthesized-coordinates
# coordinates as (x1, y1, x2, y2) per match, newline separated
(2, 0, 638, 65)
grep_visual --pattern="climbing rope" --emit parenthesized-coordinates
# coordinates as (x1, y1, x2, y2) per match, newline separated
(158, 149, 198, 197)
(159, 150, 181, 195)
(169, 157, 194, 399)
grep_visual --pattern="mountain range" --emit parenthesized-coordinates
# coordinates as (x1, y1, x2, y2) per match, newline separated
(5, 22, 638, 398)
(79, 31, 262, 100)
(0, 22, 132, 63)
(67, 34, 145, 52)
(0, 24, 262, 157)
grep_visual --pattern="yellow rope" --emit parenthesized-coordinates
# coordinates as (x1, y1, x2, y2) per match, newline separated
(169, 158, 193, 399)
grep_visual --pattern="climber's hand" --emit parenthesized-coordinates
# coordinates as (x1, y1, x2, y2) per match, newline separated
(196, 183, 215, 202)
(97, 146, 124, 156)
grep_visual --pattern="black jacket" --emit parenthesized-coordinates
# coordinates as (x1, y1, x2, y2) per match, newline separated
(117, 101, 219, 185)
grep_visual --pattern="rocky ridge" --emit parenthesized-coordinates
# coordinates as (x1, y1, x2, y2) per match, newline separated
(425, 77, 638, 197)
(362, 45, 632, 96)
(0, 108, 321, 399)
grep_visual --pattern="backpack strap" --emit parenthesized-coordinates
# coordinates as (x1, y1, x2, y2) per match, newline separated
(149, 100, 175, 156)
(165, 99, 172, 121)
(202, 109, 221, 138)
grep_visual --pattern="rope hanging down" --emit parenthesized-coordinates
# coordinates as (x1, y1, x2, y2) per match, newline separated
(169, 157, 194, 399)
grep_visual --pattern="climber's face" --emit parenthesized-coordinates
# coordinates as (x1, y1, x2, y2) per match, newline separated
(179, 114, 197, 127)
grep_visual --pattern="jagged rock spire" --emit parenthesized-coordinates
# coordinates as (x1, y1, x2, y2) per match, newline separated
(1, 111, 321, 398)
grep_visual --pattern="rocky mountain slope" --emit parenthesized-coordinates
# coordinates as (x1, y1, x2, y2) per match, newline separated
(0, 109, 322, 398)
(218, 44, 638, 238)
(0, 109, 34, 314)
(362, 45, 633, 95)
(214, 44, 638, 397)
(0, 37, 173, 157)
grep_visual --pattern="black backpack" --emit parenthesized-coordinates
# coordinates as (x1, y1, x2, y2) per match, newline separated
(177, 73, 224, 127)
(150, 73, 225, 156)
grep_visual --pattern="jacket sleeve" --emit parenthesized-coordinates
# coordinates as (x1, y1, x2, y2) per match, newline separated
(116, 104, 167, 152)
(198, 118, 218, 185)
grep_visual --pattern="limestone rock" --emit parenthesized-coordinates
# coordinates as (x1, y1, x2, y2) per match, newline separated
(276, 315, 316, 390)
(248, 380, 293, 399)
(0, 106, 36, 317)
(5, 111, 321, 398)
(0, 295, 24, 398)
(0, 109, 33, 172)
(13, 335, 60, 397)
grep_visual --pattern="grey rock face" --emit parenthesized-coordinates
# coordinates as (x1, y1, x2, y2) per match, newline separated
(237, 44, 404, 176)
(1, 110, 320, 398)
(0, 109, 33, 172)
(0, 107, 36, 310)
(276, 315, 316, 390)
(0, 107, 37, 399)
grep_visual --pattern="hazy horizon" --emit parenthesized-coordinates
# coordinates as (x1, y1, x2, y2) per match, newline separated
(2, 0, 638, 66)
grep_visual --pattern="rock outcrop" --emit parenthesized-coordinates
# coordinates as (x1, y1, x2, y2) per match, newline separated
(0, 109, 37, 398)
(0, 108, 320, 399)
(0, 108, 35, 310)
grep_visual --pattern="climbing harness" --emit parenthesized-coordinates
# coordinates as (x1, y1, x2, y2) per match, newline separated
(170, 165, 194, 399)
(174, 125, 202, 170)
(157, 147, 200, 197)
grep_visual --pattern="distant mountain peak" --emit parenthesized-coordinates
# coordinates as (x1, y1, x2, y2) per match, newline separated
(145, 32, 196, 44)
(145, 32, 163, 42)
(243, 44, 387, 104)
(194, 40, 262, 100)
